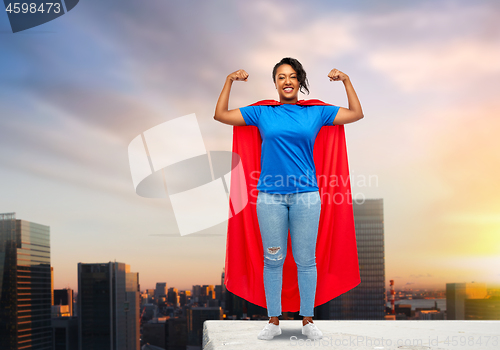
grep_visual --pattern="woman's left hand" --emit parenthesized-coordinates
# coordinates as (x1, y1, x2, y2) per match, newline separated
(328, 69, 349, 82)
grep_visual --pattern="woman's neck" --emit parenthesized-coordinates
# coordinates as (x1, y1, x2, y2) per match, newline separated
(279, 98, 298, 104)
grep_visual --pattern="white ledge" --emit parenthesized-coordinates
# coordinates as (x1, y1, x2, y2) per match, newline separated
(203, 320, 500, 350)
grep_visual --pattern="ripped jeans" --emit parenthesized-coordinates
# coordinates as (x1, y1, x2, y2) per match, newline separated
(256, 190, 321, 317)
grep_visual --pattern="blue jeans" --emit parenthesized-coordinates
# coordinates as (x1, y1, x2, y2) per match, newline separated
(256, 190, 321, 317)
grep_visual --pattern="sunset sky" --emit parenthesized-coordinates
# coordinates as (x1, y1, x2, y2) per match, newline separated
(1, 0, 499, 292)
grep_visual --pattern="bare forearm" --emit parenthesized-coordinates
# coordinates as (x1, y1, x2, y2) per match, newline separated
(343, 78, 363, 117)
(215, 78, 233, 118)
(213, 70, 249, 125)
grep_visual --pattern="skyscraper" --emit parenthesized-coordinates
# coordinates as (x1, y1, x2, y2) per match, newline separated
(77, 262, 140, 350)
(0, 212, 53, 349)
(154, 282, 167, 303)
(53, 288, 74, 317)
(187, 306, 222, 346)
(316, 199, 386, 320)
(446, 282, 487, 320)
(464, 297, 500, 320)
(167, 287, 179, 306)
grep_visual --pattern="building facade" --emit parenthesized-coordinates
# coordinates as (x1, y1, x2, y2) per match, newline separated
(187, 306, 222, 346)
(0, 213, 53, 349)
(446, 282, 487, 320)
(77, 262, 140, 350)
(317, 199, 386, 320)
(54, 288, 74, 317)
(154, 282, 167, 303)
(465, 297, 500, 320)
(52, 316, 78, 350)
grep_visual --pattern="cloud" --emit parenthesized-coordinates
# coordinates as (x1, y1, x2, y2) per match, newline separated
(367, 40, 500, 92)
(349, 2, 500, 92)
(32, 85, 168, 142)
(245, 10, 358, 70)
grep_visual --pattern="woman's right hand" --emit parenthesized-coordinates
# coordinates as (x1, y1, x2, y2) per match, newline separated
(227, 69, 249, 82)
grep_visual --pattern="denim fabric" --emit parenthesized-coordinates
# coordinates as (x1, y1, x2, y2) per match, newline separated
(256, 190, 322, 317)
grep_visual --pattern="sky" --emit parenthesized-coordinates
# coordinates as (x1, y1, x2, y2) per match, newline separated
(1, 0, 499, 292)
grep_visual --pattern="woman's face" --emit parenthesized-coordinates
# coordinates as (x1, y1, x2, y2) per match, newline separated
(274, 64, 299, 104)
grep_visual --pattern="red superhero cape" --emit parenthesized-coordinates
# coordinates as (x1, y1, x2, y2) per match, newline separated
(224, 99, 360, 312)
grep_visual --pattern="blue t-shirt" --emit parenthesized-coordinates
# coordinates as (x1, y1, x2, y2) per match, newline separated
(239, 104, 340, 194)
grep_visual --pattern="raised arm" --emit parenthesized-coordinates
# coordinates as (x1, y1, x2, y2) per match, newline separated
(213, 70, 249, 126)
(328, 69, 364, 125)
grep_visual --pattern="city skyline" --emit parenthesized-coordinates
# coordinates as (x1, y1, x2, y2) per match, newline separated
(3, 207, 497, 293)
(1, 0, 499, 291)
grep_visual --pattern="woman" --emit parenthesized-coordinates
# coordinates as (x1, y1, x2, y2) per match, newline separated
(214, 57, 363, 340)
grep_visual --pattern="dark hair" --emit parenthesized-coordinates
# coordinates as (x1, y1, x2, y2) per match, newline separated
(272, 57, 310, 95)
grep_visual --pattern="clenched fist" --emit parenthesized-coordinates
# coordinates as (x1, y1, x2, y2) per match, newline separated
(227, 69, 249, 82)
(328, 69, 349, 82)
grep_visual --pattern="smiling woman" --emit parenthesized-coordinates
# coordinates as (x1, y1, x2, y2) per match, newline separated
(213, 57, 364, 341)
(272, 58, 310, 104)
(213, 58, 363, 126)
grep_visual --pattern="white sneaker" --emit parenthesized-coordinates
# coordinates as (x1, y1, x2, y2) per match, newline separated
(302, 321, 323, 340)
(257, 322, 282, 340)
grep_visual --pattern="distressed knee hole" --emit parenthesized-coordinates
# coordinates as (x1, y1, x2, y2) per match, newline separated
(265, 253, 284, 261)
(267, 247, 281, 255)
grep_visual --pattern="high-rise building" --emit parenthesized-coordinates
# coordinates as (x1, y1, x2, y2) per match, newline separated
(316, 199, 386, 320)
(77, 262, 140, 350)
(167, 287, 179, 306)
(0, 212, 53, 350)
(166, 316, 188, 349)
(465, 297, 500, 320)
(52, 316, 78, 350)
(51, 267, 54, 306)
(204, 285, 215, 299)
(187, 306, 223, 346)
(194, 285, 215, 304)
(179, 290, 191, 306)
(154, 282, 167, 303)
(54, 288, 74, 316)
(221, 269, 226, 310)
(446, 282, 487, 320)
(192, 285, 201, 302)
(142, 319, 166, 349)
(214, 285, 222, 301)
